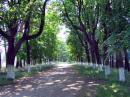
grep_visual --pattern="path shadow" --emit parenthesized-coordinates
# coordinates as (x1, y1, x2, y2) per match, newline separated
(0, 63, 102, 97)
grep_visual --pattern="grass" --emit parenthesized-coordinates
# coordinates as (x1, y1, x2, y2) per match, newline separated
(96, 83, 130, 97)
(73, 65, 130, 97)
(0, 77, 15, 86)
(0, 64, 54, 86)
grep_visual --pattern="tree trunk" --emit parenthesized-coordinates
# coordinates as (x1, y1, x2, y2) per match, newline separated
(103, 45, 109, 65)
(111, 55, 114, 67)
(105, 65, 111, 76)
(90, 46, 96, 68)
(116, 52, 119, 68)
(103, 45, 111, 76)
(117, 51, 124, 68)
(26, 40, 31, 65)
(6, 38, 15, 79)
(93, 40, 101, 64)
(124, 48, 130, 71)
(84, 42, 90, 63)
(23, 59, 26, 66)
(119, 67, 125, 81)
(26, 40, 31, 72)
(109, 55, 114, 68)
(16, 59, 19, 68)
(104, 55, 111, 76)
(16, 58, 22, 68)
(117, 51, 125, 81)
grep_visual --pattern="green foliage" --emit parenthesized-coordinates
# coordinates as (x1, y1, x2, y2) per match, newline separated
(55, 40, 70, 61)
(123, 27, 130, 49)
(67, 32, 84, 61)
(16, 1, 61, 61)
(61, 0, 130, 62)
(99, 0, 130, 55)
(97, 83, 130, 97)
(0, 77, 14, 86)
(0, 0, 45, 37)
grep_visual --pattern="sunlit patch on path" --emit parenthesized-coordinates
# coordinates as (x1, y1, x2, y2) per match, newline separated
(0, 63, 101, 97)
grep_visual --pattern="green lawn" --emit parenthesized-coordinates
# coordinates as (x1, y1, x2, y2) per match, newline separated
(73, 65, 130, 97)
(0, 64, 54, 86)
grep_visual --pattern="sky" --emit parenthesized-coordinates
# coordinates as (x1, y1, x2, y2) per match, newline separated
(57, 25, 70, 42)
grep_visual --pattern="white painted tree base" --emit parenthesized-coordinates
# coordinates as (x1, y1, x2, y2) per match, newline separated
(105, 65, 111, 76)
(22, 60, 24, 67)
(14, 57, 17, 67)
(1, 50, 6, 68)
(27, 65, 31, 73)
(7, 65, 15, 79)
(80, 62, 83, 66)
(99, 64, 103, 71)
(119, 67, 125, 82)
(89, 63, 92, 67)
(93, 64, 96, 69)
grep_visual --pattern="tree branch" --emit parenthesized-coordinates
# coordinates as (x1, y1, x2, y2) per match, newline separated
(0, 28, 10, 39)
(15, 0, 49, 53)
(27, 0, 49, 40)
(15, 7, 32, 54)
(63, 0, 90, 43)
(62, 0, 81, 31)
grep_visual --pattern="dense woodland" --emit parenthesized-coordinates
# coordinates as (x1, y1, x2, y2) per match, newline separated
(62, 0, 130, 82)
(0, 0, 130, 82)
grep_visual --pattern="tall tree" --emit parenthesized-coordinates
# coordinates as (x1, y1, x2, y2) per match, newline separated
(0, 0, 49, 79)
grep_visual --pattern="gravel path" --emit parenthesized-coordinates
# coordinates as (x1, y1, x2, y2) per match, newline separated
(0, 63, 101, 97)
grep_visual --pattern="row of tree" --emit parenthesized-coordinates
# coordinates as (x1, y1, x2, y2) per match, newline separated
(60, 0, 130, 81)
(0, 0, 50, 78)
(1, 0, 130, 81)
(0, 0, 71, 79)
(0, 0, 66, 79)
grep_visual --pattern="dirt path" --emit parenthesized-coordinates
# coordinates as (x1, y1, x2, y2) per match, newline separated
(0, 63, 102, 97)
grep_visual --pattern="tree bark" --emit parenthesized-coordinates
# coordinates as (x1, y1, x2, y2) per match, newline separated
(93, 41, 101, 64)
(90, 46, 96, 68)
(115, 52, 119, 68)
(26, 40, 31, 65)
(6, 38, 16, 79)
(110, 55, 114, 68)
(26, 40, 31, 72)
(116, 51, 125, 81)
(84, 42, 90, 63)
(116, 51, 124, 68)
(124, 48, 130, 71)
(6, 38, 15, 66)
